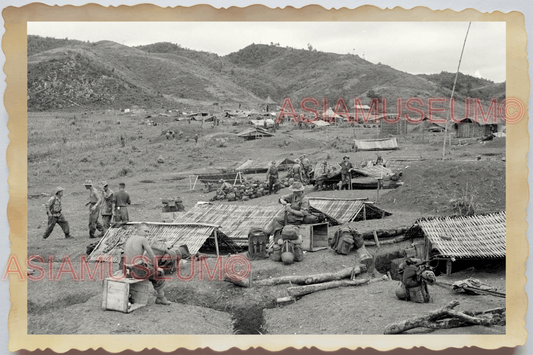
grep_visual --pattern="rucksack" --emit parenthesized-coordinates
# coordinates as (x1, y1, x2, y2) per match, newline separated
(328, 226, 363, 255)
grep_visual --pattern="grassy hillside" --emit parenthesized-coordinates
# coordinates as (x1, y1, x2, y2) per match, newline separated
(418, 72, 505, 100)
(27, 36, 505, 112)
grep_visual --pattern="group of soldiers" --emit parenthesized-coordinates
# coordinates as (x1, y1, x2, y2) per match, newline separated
(265, 154, 359, 191)
(42, 180, 131, 240)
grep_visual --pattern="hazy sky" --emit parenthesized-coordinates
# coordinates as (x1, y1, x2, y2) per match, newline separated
(28, 21, 506, 82)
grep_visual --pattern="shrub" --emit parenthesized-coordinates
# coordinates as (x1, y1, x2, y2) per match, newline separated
(450, 183, 478, 216)
(116, 167, 132, 177)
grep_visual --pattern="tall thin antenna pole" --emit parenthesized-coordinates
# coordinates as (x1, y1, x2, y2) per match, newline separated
(442, 22, 472, 159)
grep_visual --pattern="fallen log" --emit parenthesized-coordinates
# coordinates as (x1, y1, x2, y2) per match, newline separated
(383, 301, 501, 334)
(384, 301, 460, 334)
(364, 234, 410, 247)
(254, 266, 366, 287)
(223, 268, 253, 288)
(287, 275, 388, 298)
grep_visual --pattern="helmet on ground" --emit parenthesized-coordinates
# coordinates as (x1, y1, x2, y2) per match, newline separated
(281, 251, 294, 265)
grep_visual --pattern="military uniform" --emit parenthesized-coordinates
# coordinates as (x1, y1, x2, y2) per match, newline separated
(85, 180, 104, 238)
(42, 187, 71, 239)
(264, 183, 309, 237)
(114, 185, 131, 222)
(339, 157, 354, 190)
(300, 156, 312, 181)
(266, 163, 279, 194)
(100, 182, 114, 232)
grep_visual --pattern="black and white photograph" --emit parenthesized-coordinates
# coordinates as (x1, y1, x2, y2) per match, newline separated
(6, 4, 528, 352)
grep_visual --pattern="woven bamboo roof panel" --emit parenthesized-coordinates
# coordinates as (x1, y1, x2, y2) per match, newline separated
(354, 137, 399, 151)
(179, 204, 281, 245)
(416, 211, 506, 259)
(88, 222, 216, 263)
(308, 198, 365, 225)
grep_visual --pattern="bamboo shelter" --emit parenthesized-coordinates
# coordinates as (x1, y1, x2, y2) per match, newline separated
(180, 204, 281, 246)
(406, 211, 506, 275)
(88, 222, 239, 262)
(308, 198, 392, 225)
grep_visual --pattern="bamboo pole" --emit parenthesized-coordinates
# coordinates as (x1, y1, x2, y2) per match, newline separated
(214, 229, 220, 256)
(442, 22, 471, 160)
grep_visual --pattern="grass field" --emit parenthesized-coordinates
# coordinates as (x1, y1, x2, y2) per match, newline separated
(26, 110, 506, 335)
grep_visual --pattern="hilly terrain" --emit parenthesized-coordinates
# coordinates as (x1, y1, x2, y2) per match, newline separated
(27, 35, 505, 112)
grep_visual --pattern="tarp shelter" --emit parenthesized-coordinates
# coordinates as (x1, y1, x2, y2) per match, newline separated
(311, 120, 331, 128)
(354, 137, 399, 151)
(263, 96, 277, 112)
(236, 126, 274, 140)
(308, 198, 391, 225)
(406, 211, 506, 275)
(249, 119, 275, 128)
(352, 165, 396, 179)
(235, 157, 298, 173)
(180, 204, 281, 246)
(88, 222, 239, 263)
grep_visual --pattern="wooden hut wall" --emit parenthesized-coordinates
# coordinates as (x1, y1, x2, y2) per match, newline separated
(380, 119, 407, 136)
(456, 123, 488, 138)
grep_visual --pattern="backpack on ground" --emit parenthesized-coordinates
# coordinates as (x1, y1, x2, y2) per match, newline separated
(328, 226, 362, 255)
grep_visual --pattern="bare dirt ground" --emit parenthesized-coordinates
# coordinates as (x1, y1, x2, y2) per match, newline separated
(26, 112, 506, 335)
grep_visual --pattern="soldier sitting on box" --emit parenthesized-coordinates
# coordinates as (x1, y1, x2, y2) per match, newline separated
(263, 182, 310, 240)
(122, 223, 172, 305)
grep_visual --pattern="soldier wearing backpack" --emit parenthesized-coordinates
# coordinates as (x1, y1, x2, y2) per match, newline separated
(395, 258, 436, 303)
(265, 161, 279, 194)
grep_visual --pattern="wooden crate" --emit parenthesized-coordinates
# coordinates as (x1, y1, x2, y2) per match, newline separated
(161, 212, 178, 223)
(298, 223, 329, 251)
(102, 278, 150, 313)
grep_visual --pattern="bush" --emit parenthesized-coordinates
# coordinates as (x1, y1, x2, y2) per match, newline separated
(116, 167, 132, 177)
(450, 183, 478, 216)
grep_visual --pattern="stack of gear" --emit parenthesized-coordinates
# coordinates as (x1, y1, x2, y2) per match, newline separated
(270, 225, 304, 264)
(328, 226, 365, 255)
(395, 258, 436, 303)
(278, 177, 293, 188)
(161, 197, 185, 212)
(248, 227, 268, 260)
(210, 178, 269, 201)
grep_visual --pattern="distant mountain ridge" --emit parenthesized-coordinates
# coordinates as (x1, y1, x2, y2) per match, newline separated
(27, 35, 505, 112)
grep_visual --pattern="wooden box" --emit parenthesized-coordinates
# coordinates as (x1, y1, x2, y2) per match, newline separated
(102, 278, 150, 313)
(298, 223, 329, 251)
(161, 212, 177, 223)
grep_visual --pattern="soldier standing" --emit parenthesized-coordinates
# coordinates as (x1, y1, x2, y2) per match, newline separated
(100, 181, 115, 234)
(42, 187, 72, 239)
(114, 182, 131, 223)
(265, 161, 279, 194)
(339, 156, 354, 190)
(300, 154, 312, 182)
(84, 180, 104, 239)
